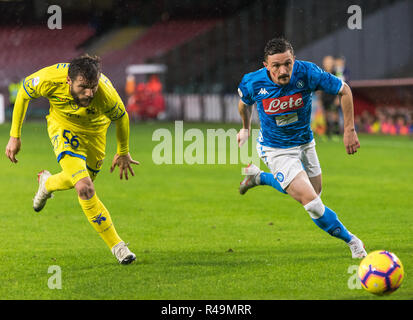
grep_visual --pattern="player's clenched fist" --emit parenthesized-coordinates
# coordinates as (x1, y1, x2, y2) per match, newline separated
(5, 136, 21, 163)
(237, 128, 250, 147)
(343, 129, 360, 155)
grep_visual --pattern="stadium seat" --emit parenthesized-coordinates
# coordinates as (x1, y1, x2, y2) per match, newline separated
(100, 19, 219, 90)
(0, 24, 95, 85)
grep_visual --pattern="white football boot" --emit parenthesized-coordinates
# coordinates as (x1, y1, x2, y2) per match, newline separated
(33, 170, 53, 212)
(347, 234, 367, 259)
(112, 241, 136, 265)
(239, 164, 262, 195)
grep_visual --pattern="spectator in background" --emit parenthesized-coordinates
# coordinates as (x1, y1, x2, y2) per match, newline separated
(354, 114, 363, 133)
(126, 75, 165, 121)
(127, 83, 148, 121)
(334, 56, 350, 82)
(125, 74, 136, 97)
(311, 93, 327, 137)
(354, 107, 413, 136)
(410, 121, 413, 138)
(379, 113, 392, 135)
(375, 108, 386, 133)
(320, 55, 340, 140)
(396, 116, 409, 136)
(147, 75, 162, 93)
(146, 75, 165, 120)
(408, 111, 413, 138)
(367, 115, 380, 134)
(359, 110, 375, 134)
(334, 56, 349, 134)
(7, 78, 22, 121)
(389, 116, 398, 135)
(375, 107, 411, 135)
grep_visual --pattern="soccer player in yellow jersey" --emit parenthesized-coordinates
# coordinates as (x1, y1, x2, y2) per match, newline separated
(5, 55, 139, 264)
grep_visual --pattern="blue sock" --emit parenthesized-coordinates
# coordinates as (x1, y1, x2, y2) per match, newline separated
(312, 206, 352, 243)
(259, 172, 287, 194)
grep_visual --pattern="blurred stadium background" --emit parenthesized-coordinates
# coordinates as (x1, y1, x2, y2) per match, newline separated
(1, 0, 413, 301)
(0, 0, 412, 137)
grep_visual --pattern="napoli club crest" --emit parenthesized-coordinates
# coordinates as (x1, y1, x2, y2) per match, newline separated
(296, 80, 305, 89)
(276, 172, 284, 182)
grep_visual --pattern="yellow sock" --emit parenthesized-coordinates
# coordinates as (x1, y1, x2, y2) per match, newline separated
(45, 171, 73, 192)
(78, 193, 123, 250)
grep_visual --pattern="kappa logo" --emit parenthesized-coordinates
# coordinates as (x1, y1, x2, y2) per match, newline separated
(262, 93, 304, 115)
(92, 213, 107, 225)
(258, 88, 269, 95)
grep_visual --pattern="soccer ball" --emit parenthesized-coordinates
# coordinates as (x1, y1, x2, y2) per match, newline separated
(358, 250, 404, 295)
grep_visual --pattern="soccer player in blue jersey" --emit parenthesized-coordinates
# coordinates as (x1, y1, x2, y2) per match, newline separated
(237, 38, 367, 258)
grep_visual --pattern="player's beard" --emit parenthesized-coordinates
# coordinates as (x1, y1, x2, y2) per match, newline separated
(70, 87, 93, 107)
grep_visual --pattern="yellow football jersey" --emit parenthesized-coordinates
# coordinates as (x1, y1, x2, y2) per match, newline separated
(16, 63, 126, 135)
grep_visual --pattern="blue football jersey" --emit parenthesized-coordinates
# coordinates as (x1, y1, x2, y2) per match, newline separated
(238, 60, 343, 148)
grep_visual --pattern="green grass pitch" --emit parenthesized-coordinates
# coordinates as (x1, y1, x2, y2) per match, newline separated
(0, 121, 412, 300)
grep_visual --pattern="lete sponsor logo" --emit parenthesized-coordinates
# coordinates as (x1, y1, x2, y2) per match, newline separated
(262, 93, 303, 115)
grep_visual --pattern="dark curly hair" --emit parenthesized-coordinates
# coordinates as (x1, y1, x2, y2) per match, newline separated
(68, 54, 101, 84)
(264, 38, 294, 61)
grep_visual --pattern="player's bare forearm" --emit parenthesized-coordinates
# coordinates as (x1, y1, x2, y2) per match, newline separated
(338, 82, 360, 154)
(338, 82, 355, 132)
(238, 100, 252, 131)
(237, 100, 252, 147)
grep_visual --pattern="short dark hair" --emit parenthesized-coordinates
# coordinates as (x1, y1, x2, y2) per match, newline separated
(68, 54, 101, 84)
(264, 38, 294, 61)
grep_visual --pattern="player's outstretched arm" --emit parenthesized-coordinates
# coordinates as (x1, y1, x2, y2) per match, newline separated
(237, 100, 252, 147)
(338, 82, 360, 155)
(5, 88, 31, 163)
(110, 111, 140, 180)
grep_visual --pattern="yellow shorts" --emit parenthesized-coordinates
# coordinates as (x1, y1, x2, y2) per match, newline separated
(47, 117, 106, 180)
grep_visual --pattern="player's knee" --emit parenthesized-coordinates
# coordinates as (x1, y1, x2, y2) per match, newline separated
(303, 196, 325, 219)
(75, 178, 95, 200)
(292, 190, 319, 206)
